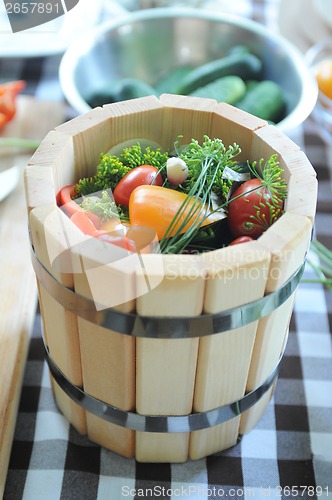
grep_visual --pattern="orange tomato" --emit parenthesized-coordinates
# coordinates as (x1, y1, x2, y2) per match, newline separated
(315, 59, 332, 99)
(129, 185, 222, 241)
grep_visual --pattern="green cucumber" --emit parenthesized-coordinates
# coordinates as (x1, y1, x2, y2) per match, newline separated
(189, 75, 246, 104)
(228, 45, 251, 56)
(175, 52, 263, 95)
(87, 78, 158, 107)
(155, 66, 193, 95)
(113, 78, 158, 101)
(235, 80, 285, 122)
(245, 79, 260, 91)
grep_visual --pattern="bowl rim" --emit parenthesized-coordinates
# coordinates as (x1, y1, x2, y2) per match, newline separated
(59, 7, 318, 132)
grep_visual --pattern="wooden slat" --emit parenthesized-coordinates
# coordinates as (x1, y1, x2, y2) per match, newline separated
(210, 102, 268, 162)
(160, 93, 217, 148)
(240, 124, 315, 433)
(189, 242, 271, 460)
(56, 97, 166, 180)
(135, 254, 206, 463)
(28, 205, 87, 434)
(240, 211, 313, 434)
(55, 107, 112, 180)
(76, 324, 135, 458)
(25, 130, 75, 209)
(250, 124, 301, 164)
(285, 174, 318, 222)
(103, 95, 166, 148)
(72, 246, 137, 458)
(277, 149, 317, 182)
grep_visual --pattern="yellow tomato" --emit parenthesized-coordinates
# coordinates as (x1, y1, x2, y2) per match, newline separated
(315, 59, 332, 99)
(129, 185, 222, 241)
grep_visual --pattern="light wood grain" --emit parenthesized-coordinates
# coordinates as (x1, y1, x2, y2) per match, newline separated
(72, 249, 137, 458)
(160, 93, 217, 148)
(56, 102, 143, 457)
(240, 212, 312, 434)
(135, 254, 206, 463)
(0, 96, 64, 497)
(210, 102, 268, 162)
(103, 95, 165, 149)
(28, 205, 87, 435)
(239, 126, 314, 434)
(25, 130, 75, 210)
(56, 96, 165, 179)
(250, 124, 300, 164)
(189, 242, 270, 460)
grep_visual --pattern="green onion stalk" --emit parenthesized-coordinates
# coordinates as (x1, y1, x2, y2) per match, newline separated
(304, 239, 332, 291)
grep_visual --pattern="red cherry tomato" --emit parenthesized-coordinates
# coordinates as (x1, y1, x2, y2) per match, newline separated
(113, 165, 163, 207)
(227, 178, 284, 238)
(229, 236, 254, 245)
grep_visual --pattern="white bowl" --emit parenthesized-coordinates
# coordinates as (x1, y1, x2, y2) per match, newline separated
(60, 8, 318, 134)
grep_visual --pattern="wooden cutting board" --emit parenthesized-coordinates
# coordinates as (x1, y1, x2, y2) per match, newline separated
(0, 95, 65, 497)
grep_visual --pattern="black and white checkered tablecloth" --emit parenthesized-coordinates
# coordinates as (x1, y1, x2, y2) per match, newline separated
(2, 0, 332, 498)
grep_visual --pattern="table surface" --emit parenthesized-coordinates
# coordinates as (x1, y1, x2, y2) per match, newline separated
(2, 1, 332, 499)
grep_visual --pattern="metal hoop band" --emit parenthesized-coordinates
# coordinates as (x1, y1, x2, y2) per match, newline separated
(31, 249, 305, 339)
(43, 339, 280, 433)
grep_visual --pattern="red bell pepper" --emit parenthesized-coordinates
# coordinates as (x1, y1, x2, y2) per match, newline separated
(0, 80, 26, 128)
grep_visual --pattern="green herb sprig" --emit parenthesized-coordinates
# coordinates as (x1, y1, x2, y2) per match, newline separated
(249, 154, 288, 204)
(74, 142, 168, 197)
(80, 190, 123, 222)
(159, 136, 241, 254)
(241, 154, 288, 235)
(304, 239, 332, 291)
(175, 135, 241, 203)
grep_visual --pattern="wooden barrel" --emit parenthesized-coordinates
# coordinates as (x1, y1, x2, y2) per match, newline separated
(24, 94, 317, 462)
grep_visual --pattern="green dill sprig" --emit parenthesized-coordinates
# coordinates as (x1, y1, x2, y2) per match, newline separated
(73, 176, 106, 197)
(74, 143, 168, 197)
(80, 191, 120, 222)
(95, 154, 131, 190)
(74, 154, 131, 197)
(246, 200, 284, 233)
(175, 135, 241, 202)
(239, 154, 287, 234)
(249, 154, 288, 203)
(119, 143, 168, 170)
(158, 136, 240, 254)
